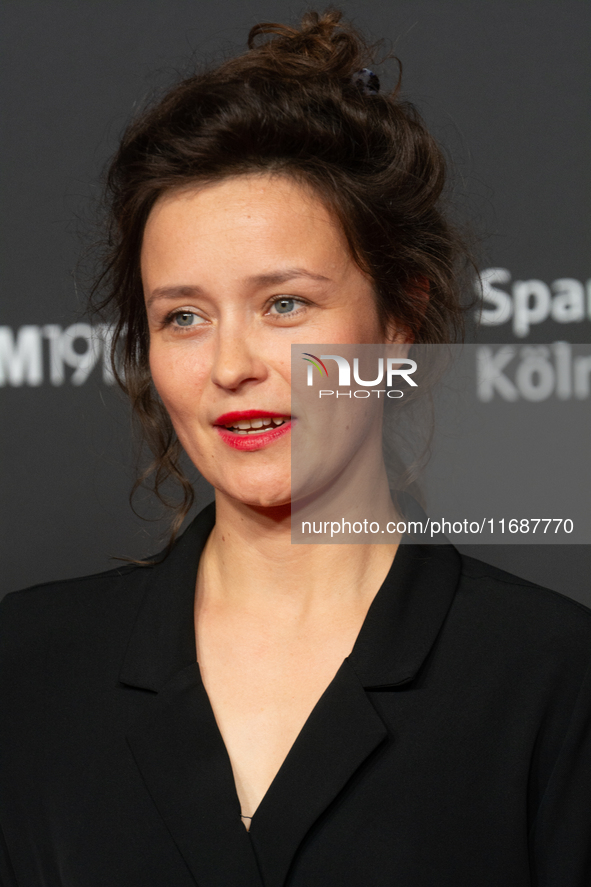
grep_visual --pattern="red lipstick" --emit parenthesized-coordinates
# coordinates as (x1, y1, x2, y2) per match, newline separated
(214, 410, 292, 451)
(214, 410, 287, 425)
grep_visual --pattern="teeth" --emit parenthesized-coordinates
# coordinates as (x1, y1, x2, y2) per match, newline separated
(224, 416, 289, 433)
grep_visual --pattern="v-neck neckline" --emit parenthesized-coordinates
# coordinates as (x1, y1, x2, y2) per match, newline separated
(120, 502, 461, 887)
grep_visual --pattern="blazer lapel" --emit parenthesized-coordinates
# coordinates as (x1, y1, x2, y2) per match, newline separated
(249, 659, 387, 887)
(120, 503, 263, 887)
(248, 542, 462, 887)
(126, 662, 262, 887)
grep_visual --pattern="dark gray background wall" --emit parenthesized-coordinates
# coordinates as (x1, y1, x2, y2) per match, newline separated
(1, 1, 590, 604)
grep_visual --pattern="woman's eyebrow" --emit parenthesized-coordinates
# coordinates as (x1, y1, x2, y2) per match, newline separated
(147, 285, 205, 306)
(248, 268, 331, 287)
(147, 269, 331, 305)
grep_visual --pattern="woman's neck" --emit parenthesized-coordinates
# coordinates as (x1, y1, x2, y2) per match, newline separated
(196, 490, 399, 620)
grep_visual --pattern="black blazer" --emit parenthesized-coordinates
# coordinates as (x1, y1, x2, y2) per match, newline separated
(1, 503, 591, 887)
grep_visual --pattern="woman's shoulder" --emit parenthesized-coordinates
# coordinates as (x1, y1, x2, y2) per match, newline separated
(451, 549, 591, 670)
(0, 508, 212, 680)
(457, 550, 591, 616)
(0, 562, 152, 674)
(2, 560, 147, 614)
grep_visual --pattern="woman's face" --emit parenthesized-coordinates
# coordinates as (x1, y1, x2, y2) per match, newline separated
(142, 173, 399, 508)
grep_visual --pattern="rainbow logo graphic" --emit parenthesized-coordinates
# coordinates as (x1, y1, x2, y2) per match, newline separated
(302, 353, 329, 376)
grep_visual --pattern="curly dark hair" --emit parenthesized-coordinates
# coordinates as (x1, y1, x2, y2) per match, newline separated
(92, 8, 473, 543)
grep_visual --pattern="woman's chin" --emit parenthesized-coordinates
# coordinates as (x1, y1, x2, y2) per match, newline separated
(216, 474, 292, 511)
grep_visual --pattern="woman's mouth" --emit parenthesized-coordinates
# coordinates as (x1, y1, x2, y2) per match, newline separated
(214, 411, 292, 450)
(223, 415, 288, 435)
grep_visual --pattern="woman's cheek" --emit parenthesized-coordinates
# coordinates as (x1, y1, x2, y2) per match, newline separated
(149, 351, 174, 410)
(150, 343, 200, 411)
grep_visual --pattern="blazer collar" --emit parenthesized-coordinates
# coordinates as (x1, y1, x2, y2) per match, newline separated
(119, 501, 462, 693)
(348, 542, 461, 687)
(119, 502, 215, 692)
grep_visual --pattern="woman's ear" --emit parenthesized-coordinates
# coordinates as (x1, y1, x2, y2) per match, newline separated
(386, 325, 413, 346)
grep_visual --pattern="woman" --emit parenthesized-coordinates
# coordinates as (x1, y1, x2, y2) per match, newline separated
(1, 11, 590, 886)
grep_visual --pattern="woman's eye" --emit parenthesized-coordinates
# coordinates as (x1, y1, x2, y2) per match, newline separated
(269, 297, 299, 315)
(171, 311, 203, 327)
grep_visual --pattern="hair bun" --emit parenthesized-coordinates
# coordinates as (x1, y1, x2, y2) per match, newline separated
(247, 9, 368, 79)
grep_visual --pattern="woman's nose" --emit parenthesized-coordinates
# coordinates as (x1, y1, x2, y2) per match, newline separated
(210, 327, 268, 391)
